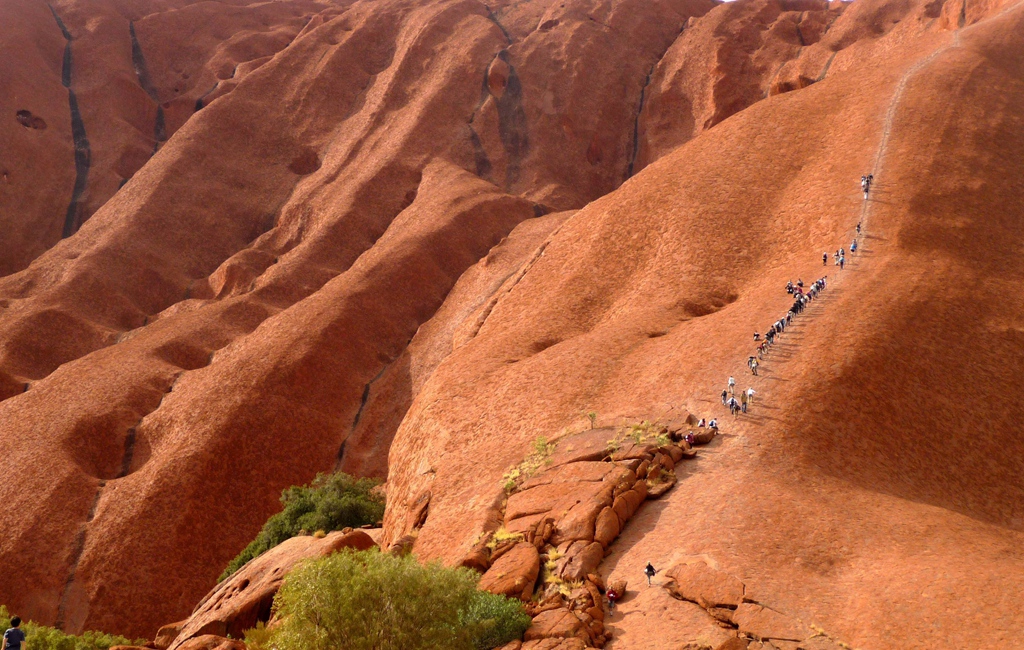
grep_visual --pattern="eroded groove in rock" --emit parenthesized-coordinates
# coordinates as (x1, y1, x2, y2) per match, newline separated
(54, 484, 104, 630)
(130, 21, 167, 154)
(626, 62, 656, 180)
(494, 50, 528, 188)
(49, 5, 91, 238)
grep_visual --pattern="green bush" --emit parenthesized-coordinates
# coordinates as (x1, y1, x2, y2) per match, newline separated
(0, 605, 143, 650)
(245, 549, 531, 650)
(461, 588, 533, 650)
(221, 472, 385, 581)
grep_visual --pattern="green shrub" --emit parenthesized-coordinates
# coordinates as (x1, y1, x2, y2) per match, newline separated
(462, 589, 533, 650)
(0, 605, 143, 650)
(245, 549, 530, 650)
(221, 472, 385, 581)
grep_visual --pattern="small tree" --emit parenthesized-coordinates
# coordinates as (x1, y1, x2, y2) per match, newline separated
(221, 472, 385, 580)
(247, 549, 530, 650)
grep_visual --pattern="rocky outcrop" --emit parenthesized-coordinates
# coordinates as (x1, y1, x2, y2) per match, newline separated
(166, 530, 375, 649)
(469, 421, 705, 648)
(479, 542, 541, 601)
(0, 0, 721, 634)
(384, 2, 1024, 648)
(4, 0, 1024, 644)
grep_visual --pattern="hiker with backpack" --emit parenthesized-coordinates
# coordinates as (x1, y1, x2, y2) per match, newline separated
(728, 397, 740, 416)
(644, 563, 658, 586)
(607, 587, 621, 611)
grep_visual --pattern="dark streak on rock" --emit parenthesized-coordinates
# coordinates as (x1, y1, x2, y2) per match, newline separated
(49, 5, 92, 239)
(117, 427, 138, 479)
(627, 20, 690, 180)
(130, 21, 167, 154)
(626, 63, 655, 180)
(54, 485, 103, 630)
(482, 3, 513, 44)
(494, 50, 527, 189)
(816, 51, 837, 82)
(129, 22, 159, 101)
(195, 82, 219, 111)
(469, 67, 494, 179)
(337, 361, 395, 465)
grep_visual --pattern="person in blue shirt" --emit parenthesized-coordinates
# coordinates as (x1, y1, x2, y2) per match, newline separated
(3, 616, 26, 650)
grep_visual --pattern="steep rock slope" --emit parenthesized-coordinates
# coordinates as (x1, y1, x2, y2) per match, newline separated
(0, 0, 325, 276)
(0, 0, 721, 637)
(384, 0, 1024, 647)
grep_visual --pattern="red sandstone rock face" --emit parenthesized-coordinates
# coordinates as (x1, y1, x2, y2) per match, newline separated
(0, 0, 719, 637)
(0, 0, 324, 276)
(383, 0, 1024, 648)
(2, 0, 1023, 645)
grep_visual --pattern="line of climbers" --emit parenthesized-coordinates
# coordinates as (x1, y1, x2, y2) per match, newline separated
(617, 173, 873, 607)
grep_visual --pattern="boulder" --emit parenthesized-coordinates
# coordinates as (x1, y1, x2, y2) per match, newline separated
(480, 542, 541, 600)
(662, 445, 685, 463)
(522, 461, 622, 489)
(506, 481, 607, 521)
(646, 473, 677, 499)
(665, 561, 745, 608)
(546, 428, 619, 467)
(506, 512, 551, 536)
(460, 535, 493, 572)
(610, 441, 659, 462)
(559, 542, 604, 582)
(524, 608, 587, 641)
(692, 429, 717, 445)
(167, 531, 376, 649)
(710, 607, 736, 625)
(732, 603, 811, 642)
(154, 621, 186, 649)
(610, 495, 634, 528)
(612, 493, 638, 523)
(714, 638, 749, 650)
(593, 507, 620, 548)
(550, 492, 611, 545)
(607, 579, 628, 597)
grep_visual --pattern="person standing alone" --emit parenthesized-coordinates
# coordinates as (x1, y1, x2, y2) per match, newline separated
(3, 617, 26, 650)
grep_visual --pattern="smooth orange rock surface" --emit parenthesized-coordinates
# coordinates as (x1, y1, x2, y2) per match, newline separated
(2, 0, 1023, 646)
(383, 1, 1024, 648)
(665, 561, 746, 608)
(732, 603, 811, 642)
